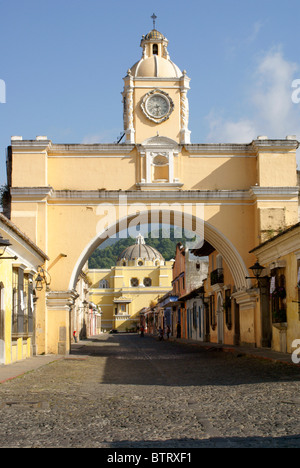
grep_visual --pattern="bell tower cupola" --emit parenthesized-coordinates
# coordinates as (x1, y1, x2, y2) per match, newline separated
(140, 27, 170, 61)
(122, 15, 191, 145)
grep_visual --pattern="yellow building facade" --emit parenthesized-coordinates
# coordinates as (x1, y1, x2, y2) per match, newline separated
(0, 213, 48, 365)
(250, 223, 300, 353)
(200, 245, 240, 346)
(88, 234, 174, 332)
(6, 26, 299, 355)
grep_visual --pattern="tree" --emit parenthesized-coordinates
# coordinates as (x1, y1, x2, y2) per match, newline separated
(88, 228, 198, 269)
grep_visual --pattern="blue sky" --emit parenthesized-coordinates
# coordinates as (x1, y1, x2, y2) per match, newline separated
(1, 0, 300, 186)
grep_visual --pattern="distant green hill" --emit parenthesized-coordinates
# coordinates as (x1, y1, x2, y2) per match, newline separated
(88, 228, 198, 269)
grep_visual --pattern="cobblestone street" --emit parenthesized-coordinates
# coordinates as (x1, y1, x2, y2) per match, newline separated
(1, 334, 300, 448)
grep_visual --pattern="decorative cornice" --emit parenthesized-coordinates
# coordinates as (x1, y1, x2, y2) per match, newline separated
(11, 139, 52, 151)
(113, 296, 132, 303)
(46, 290, 78, 310)
(250, 186, 299, 199)
(185, 143, 255, 156)
(136, 182, 184, 188)
(185, 138, 299, 156)
(139, 135, 179, 150)
(126, 77, 182, 82)
(48, 144, 135, 157)
(11, 187, 298, 204)
(10, 138, 298, 156)
(232, 288, 259, 311)
(11, 187, 53, 200)
(252, 138, 299, 151)
(49, 189, 250, 202)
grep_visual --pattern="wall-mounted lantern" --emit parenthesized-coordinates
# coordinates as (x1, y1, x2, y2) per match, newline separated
(246, 261, 267, 286)
(35, 266, 51, 291)
(0, 233, 18, 260)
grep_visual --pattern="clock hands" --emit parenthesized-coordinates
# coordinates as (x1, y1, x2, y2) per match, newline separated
(153, 104, 161, 116)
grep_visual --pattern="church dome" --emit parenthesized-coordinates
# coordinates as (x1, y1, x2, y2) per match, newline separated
(144, 29, 165, 40)
(117, 234, 164, 264)
(130, 56, 182, 78)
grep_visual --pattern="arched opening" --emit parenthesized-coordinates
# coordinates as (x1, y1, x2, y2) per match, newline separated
(152, 154, 169, 182)
(67, 209, 252, 340)
(69, 210, 251, 293)
(99, 279, 109, 289)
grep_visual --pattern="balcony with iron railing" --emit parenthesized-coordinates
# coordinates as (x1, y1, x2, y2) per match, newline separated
(210, 268, 224, 286)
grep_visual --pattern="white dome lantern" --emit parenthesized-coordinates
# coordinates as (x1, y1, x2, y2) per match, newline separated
(128, 29, 182, 78)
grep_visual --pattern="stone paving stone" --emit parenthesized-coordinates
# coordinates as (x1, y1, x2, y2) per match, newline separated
(0, 334, 300, 448)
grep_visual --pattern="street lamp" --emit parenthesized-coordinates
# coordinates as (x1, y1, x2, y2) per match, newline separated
(0, 233, 18, 260)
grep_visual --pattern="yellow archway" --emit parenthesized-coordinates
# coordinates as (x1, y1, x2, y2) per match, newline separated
(69, 210, 252, 293)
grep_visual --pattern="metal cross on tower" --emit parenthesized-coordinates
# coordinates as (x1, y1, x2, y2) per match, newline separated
(151, 13, 157, 29)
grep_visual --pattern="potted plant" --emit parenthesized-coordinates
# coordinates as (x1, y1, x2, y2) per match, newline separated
(272, 286, 286, 299)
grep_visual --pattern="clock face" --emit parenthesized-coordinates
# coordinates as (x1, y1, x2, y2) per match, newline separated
(146, 94, 170, 118)
(141, 90, 174, 123)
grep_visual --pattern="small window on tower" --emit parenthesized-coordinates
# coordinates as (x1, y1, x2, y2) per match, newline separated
(143, 277, 152, 287)
(153, 44, 158, 55)
(131, 278, 139, 287)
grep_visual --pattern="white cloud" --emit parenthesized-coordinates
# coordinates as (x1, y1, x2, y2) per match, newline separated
(246, 20, 264, 44)
(206, 47, 300, 165)
(206, 110, 257, 143)
(252, 47, 299, 136)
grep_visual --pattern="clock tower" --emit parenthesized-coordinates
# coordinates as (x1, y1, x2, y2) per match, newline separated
(122, 24, 191, 146)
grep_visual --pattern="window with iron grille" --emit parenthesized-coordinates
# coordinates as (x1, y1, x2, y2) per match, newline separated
(28, 275, 34, 334)
(12, 267, 25, 336)
(12, 267, 18, 335)
(143, 277, 152, 287)
(210, 268, 224, 286)
(131, 278, 139, 287)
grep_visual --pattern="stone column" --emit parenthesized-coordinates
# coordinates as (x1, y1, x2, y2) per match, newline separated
(180, 71, 191, 145)
(46, 290, 78, 354)
(123, 71, 135, 144)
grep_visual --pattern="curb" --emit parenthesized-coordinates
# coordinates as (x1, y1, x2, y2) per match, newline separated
(0, 356, 63, 384)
